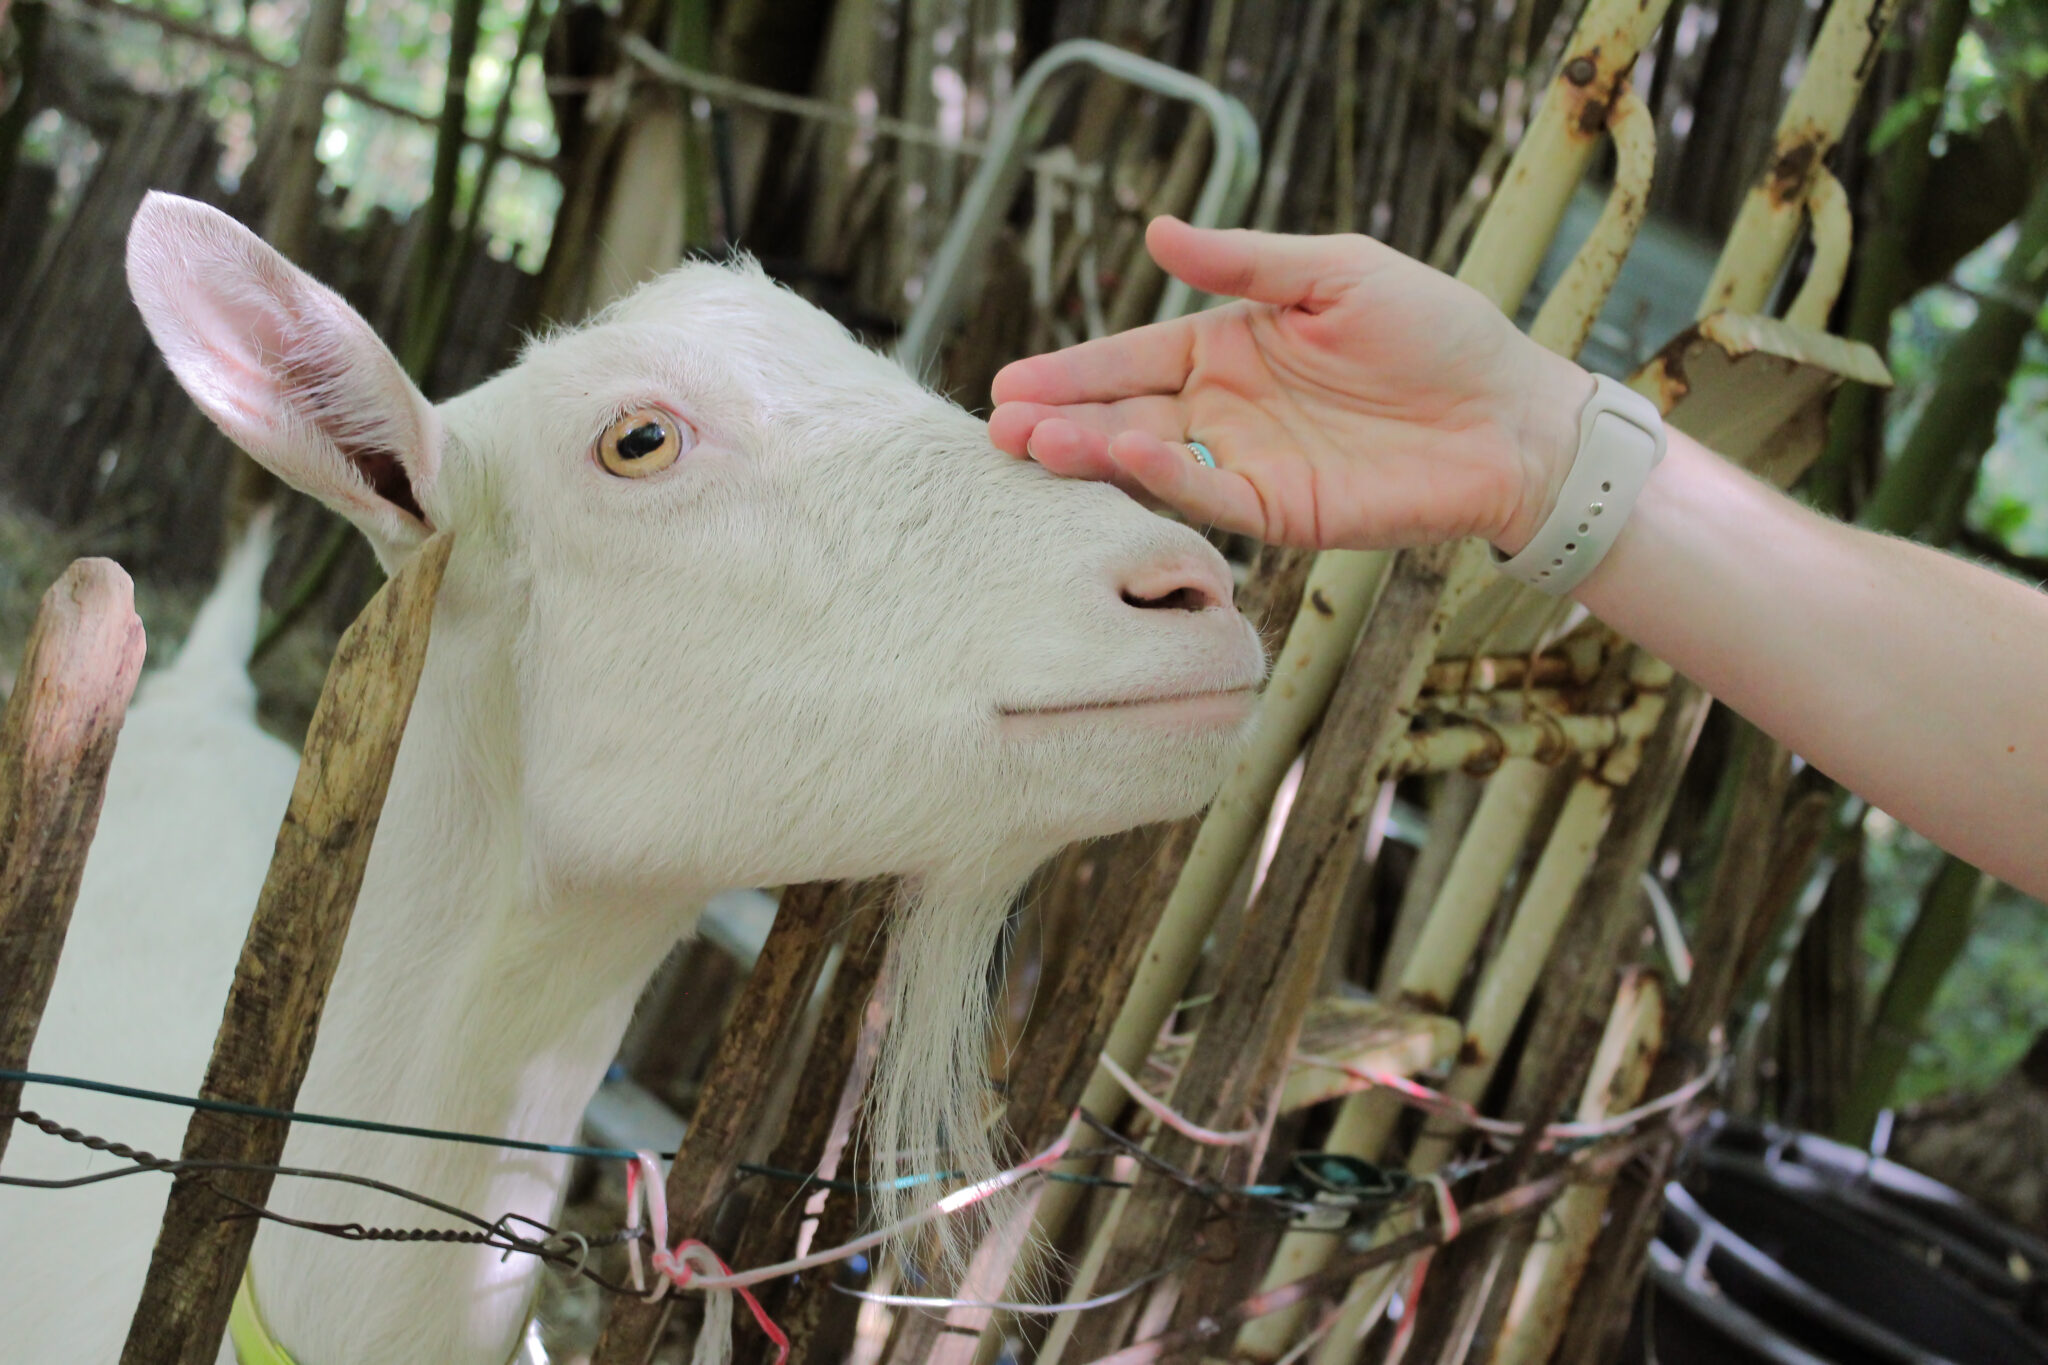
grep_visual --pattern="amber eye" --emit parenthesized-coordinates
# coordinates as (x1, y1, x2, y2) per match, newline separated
(598, 407, 689, 478)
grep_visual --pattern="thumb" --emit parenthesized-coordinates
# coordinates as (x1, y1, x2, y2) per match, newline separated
(1145, 217, 1385, 311)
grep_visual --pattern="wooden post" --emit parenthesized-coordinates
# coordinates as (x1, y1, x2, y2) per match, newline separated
(119, 533, 452, 1365)
(728, 880, 893, 1355)
(0, 559, 146, 1164)
(591, 878, 856, 1365)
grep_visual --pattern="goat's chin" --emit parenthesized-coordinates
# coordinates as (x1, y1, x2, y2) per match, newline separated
(1013, 708, 1258, 845)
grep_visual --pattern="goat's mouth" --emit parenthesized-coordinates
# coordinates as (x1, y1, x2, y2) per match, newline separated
(997, 686, 1259, 737)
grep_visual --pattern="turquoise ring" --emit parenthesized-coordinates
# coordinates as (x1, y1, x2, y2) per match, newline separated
(1186, 440, 1217, 469)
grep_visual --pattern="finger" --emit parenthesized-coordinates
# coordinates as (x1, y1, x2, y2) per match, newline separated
(1105, 430, 1273, 541)
(987, 400, 1043, 457)
(990, 396, 1190, 456)
(1016, 419, 1165, 504)
(1146, 216, 1390, 312)
(990, 315, 1199, 407)
(1023, 418, 1122, 483)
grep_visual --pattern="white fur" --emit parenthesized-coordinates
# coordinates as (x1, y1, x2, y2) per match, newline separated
(0, 193, 1264, 1365)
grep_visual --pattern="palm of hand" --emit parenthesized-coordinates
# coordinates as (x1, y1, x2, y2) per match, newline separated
(1169, 275, 1536, 547)
(989, 223, 1580, 554)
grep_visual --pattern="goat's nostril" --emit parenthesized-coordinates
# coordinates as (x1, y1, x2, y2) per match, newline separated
(1117, 555, 1231, 614)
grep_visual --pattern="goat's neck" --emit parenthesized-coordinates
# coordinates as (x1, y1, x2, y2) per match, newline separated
(248, 609, 706, 1365)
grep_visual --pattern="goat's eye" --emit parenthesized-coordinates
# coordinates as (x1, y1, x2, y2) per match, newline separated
(598, 407, 689, 478)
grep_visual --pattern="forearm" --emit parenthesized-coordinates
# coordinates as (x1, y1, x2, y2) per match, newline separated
(1574, 430, 2048, 898)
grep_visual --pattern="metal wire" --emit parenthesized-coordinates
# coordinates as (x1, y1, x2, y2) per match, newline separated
(1, 1109, 646, 1296)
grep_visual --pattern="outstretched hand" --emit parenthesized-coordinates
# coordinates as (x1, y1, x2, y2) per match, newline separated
(988, 217, 1592, 554)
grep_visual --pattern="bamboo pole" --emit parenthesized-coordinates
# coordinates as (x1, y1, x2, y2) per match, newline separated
(0, 561, 146, 1165)
(1071, 551, 1391, 1120)
(1455, 0, 1670, 313)
(406, 0, 555, 377)
(1523, 88, 1656, 359)
(1395, 761, 1550, 1013)
(1860, 165, 2048, 540)
(1379, 689, 1663, 779)
(1230, 744, 1548, 1357)
(254, 0, 348, 264)
(1699, 0, 1904, 317)
(1331, 0, 1370, 234)
(0, 0, 48, 220)
(1373, 772, 1482, 992)
(1461, 680, 1712, 1360)
(1486, 970, 1664, 1365)
(1783, 168, 1852, 331)
(1301, 737, 1657, 1365)
(1548, 723, 1796, 1365)
(1832, 854, 1988, 1145)
(1405, 771, 1638, 1172)
(120, 534, 452, 1365)
(1814, 0, 1971, 516)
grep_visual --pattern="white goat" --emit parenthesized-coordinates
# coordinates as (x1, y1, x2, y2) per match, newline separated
(0, 192, 1264, 1365)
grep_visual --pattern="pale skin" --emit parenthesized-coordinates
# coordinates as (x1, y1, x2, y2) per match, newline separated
(989, 217, 2048, 900)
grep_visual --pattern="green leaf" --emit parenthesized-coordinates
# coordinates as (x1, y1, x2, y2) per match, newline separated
(1869, 89, 1942, 154)
(1984, 493, 2030, 536)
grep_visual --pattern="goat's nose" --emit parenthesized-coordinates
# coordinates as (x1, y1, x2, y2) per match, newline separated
(1117, 551, 1234, 614)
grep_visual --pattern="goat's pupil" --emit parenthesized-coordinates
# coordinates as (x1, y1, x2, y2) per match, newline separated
(617, 422, 666, 459)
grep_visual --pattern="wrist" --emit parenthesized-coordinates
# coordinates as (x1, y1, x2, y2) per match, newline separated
(1495, 354, 1597, 556)
(1492, 372, 1667, 595)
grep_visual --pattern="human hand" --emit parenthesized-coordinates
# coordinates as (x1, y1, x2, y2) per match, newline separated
(988, 218, 1595, 554)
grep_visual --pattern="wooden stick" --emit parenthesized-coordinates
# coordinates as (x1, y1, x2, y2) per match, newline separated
(1379, 692, 1663, 779)
(118, 533, 452, 1365)
(592, 878, 852, 1365)
(0, 559, 146, 1165)
(729, 880, 893, 1363)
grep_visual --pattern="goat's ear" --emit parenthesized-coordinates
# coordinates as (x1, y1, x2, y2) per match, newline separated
(126, 192, 438, 565)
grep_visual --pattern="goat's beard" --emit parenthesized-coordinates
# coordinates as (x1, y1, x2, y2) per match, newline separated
(865, 859, 1045, 1284)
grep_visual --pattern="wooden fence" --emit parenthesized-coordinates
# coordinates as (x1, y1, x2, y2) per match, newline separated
(0, 0, 1919, 1362)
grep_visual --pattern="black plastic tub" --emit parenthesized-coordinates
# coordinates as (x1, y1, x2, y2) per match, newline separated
(1621, 1119, 2048, 1365)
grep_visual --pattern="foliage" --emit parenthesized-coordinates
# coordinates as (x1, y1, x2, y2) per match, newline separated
(1861, 813, 2048, 1107)
(48, 0, 561, 264)
(1880, 222, 2048, 554)
(1853, 0, 2048, 1109)
(1932, 0, 2048, 140)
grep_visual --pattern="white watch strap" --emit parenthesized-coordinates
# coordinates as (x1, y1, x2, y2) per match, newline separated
(1493, 373, 1666, 596)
